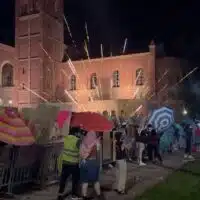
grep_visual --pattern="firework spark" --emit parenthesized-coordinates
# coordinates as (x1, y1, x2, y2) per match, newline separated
(131, 105, 143, 116)
(84, 40, 91, 61)
(85, 22, 89, 42)
(100, 44, 104, 58)
(175, 67, 198, 86)
(63, 14, 75, 45)
(39, 43, 54, 62)
(21, 84, 49, 102)
(157, 69, 169, 84)
(122, 38, 128, 54)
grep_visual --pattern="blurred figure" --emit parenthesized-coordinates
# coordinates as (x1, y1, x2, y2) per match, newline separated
(57, 127, 81, 200)
(184, 124, 194, 160)
(114, 132, 127, 194)
(149, 130, 162, 164)
(135, 125, 148, 166)
(124, 123, 135, 161)
(142, 124, 155, 161)
(172, 124, 180, 151)
(79, 132, 104, 200)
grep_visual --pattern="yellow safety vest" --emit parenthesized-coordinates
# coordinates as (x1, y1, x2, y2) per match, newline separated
(62, 135, 79, 164)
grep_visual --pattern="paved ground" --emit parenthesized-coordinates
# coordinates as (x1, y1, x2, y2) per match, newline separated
(16, 151, 185, 200)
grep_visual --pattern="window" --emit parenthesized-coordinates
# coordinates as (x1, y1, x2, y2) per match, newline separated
(90, 73, 97, 89)
(102, 110, 109, 118)
(20, 4, 28, 16)
(70, 75, 76, 91)
(32, 0, 40, 13)
(19, 1, 39, 17)
(111, 110, 117, 116)
(2, 64, 14, 87)
(112, 70, 120, 87)
(136, 68, 144, 86)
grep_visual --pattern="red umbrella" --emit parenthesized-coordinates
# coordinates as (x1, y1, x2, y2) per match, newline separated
(70, 112, 114, 132)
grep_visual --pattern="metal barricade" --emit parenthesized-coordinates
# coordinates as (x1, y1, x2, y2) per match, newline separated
(9, 145, 39, 192)
(0, 145, 39, 195)
(37, 142, 63, 186)
(0, 138, 116, 195)
(0, 146, 11, 190)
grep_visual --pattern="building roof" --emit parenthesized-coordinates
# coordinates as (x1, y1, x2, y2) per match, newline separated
(0, 43, 15, 53)
(63, 52, 151, 64)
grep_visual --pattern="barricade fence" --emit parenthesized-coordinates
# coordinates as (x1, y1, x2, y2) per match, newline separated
(0, 144, 62, 195)
(0, 135, 116, 195)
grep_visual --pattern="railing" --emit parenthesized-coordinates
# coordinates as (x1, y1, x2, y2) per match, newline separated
(0, 144, 59, 195)
(0, 137, 115, 196)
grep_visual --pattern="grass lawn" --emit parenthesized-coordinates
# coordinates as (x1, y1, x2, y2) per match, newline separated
(135, 160, 200, 200)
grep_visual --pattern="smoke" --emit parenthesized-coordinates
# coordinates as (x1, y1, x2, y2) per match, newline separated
(191, 82, 200, 96)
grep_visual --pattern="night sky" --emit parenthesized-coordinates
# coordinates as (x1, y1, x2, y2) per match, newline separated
(0, 0, 200, 62)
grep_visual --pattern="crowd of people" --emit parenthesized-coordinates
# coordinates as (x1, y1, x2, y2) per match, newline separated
(57, 121, 195, 200)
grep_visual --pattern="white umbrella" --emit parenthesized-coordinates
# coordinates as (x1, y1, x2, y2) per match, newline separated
(148, 107, 174, 133)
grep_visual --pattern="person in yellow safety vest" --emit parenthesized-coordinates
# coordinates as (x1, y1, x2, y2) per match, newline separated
(57, 127, 82, 200)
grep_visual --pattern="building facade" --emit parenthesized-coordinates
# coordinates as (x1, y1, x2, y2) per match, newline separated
(0, 0, 184, 117)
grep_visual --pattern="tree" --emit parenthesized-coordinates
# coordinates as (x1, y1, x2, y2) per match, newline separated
(178, 80, 200, 118)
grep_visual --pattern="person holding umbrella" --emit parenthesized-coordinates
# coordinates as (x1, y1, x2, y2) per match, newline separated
(79, 131, 104, 200)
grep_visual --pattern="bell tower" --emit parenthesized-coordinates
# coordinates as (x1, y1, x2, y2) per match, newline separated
(15, 0, 64, 107)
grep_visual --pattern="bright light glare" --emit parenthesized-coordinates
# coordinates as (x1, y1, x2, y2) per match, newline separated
(8, 100, 13, 105)
(183, 109, 188, 115)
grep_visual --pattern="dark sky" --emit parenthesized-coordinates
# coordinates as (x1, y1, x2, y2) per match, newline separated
(1, 0, 200, 61)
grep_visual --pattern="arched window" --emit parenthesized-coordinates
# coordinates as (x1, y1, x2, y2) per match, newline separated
(112, 70, 120, 87)
(2, 64, 14, 87)
(136, 68, 144, 86)
(70, 75, 76, 91)
(111, 110, 116, 117)
(90, 73, 97, 89)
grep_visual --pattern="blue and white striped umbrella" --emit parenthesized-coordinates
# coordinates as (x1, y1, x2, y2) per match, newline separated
(148, 107, 174, 133)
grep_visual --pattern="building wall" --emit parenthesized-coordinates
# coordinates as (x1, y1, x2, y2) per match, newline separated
(156, 57, 184, 103)
(0, 44, 17, 106)
(15, 0, 64, 107)
(55, 50, 156, 104)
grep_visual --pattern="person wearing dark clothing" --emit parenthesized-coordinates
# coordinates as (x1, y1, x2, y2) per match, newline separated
(114, 132, 127, 194)
(140, 124, 154, 162)
(141, 124, 153, 137)
(135, 126, 148, 166)
(184, 124, 194, 160)
(148, 130, 162, 163)
(57, 127, 82, 200)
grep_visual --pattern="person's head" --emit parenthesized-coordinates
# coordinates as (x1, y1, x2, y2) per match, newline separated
(115, 132, 122, 142)
(69, 126, 81, 137)
(80, 129, 87, 136)
(121, 122, 127, 128)
(147, 124, 153, 131)
(151, 129, 157, 136)
(82, 131, 98, 147)
(185, 123, 193, 130)
(134, 124, 139, 130)
(96, 132, 103, 140)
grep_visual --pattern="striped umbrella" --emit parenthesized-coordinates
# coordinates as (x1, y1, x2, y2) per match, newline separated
(0, 107, 35, 146)
(147, 107, 174, 133)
